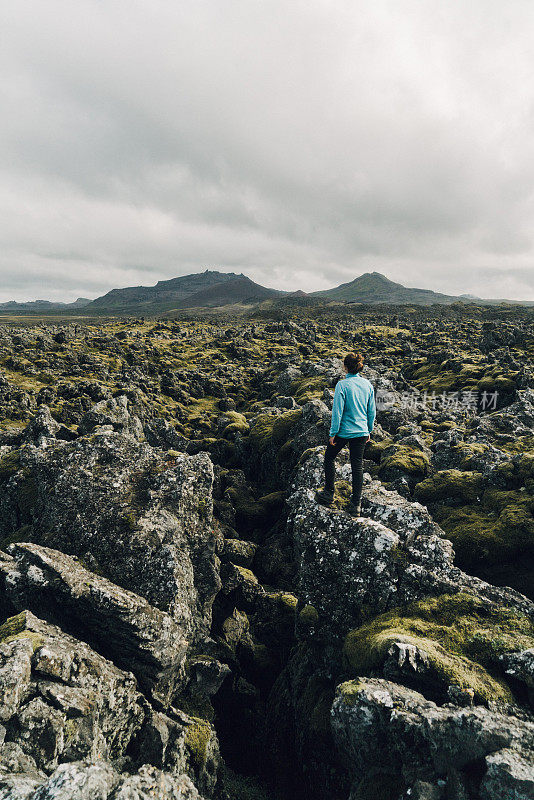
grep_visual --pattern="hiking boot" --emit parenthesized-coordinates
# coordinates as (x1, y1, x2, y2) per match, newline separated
(345, 500, 362, 516)
(315, 488, 334, 506)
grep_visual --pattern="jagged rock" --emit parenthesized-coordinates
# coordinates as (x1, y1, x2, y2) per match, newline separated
(25, 761, 118, 799)
(129, 706, 220, 794)
(0, 432, 220, 648)
(111, 765, 203, 799)
(475, 388, 534, 441)
(0, 544, 188, 707)
(288, 448, 534, 647)
(331, 678, 534, 799)
(187, 657, 231, 698)
(78, 396, 142, 438)
(501, 649, 534, 689)
(0, 611, 143, 775)
(21, 407, 60, 446)
(143, 419, 189, 452)
(501, 649, 534, 709)
(0, 761, 202, 800)
(0, 773, 43, 799)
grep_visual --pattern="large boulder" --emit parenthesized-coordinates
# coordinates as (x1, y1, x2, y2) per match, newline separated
(0, 431, 220, 646)
(288, 448, 534, 648)
(331, 677, 534, 800)
(0, 611, 143, 774)
(0, 544, 188, 707)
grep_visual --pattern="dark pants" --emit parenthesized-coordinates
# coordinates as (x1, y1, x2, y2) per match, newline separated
(325, 435, 367, 503)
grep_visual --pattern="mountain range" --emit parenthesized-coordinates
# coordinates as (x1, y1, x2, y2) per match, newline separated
(0, 270, 532, 314)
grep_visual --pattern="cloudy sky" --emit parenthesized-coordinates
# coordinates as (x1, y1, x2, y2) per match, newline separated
(1, 1, 534, 302)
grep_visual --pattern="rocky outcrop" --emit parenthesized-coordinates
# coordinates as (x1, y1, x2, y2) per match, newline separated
(331, 678, 534, 800)
(0, 427, 224, 798)
(0, 608, 221, 797)
(288, 447, 533, 649)
(0, 610, 143, 774)
(0, 544, 188, 707)
(0, 431, 220, 644)
(0, 761, 205, 800)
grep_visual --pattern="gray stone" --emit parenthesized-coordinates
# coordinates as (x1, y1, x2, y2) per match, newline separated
(0, 544, 188, 707)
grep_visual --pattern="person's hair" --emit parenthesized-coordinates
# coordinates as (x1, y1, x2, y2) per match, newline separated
(344, 352, 364, 373)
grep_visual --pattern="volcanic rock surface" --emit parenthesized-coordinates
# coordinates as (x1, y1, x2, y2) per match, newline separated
(0, 305, 531, 799)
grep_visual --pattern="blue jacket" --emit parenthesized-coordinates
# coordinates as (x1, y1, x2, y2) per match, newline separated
(329, 373, 376, 438)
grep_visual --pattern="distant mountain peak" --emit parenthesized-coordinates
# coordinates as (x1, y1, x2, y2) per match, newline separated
(311, 271, 461, 306)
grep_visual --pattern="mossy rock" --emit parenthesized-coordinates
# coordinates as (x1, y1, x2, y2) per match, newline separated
(248, 410, 302, 453)
(378, 445, 430, 478)
(221, 411, 250, 438)
(420, 420, 457, 432)
(225, 487, 286, 532)
(0, 449, 21, 480)
(434, 487, 534, 583)
(185, 717, 212, 769)
(290, 375, 325, 403)
(343, 593, 534, 705)
(223, 420, 250, 438)
(0, 611, 43, 652)
(414, 469, 485, 503)
(365, 438, 393, 463)
(174, 691, 214, 723)
(299, 604, 319, 626)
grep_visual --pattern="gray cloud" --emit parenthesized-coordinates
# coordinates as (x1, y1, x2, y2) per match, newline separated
(1, 0, 534, 302)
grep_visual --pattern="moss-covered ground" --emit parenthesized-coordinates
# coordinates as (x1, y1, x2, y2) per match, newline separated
(343, 592, 534, 704)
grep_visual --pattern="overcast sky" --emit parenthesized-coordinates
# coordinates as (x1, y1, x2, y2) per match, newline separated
(1, 1, 534, 302)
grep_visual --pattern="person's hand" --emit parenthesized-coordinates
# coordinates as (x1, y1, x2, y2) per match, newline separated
(329, 436, 335, 446)
(364, 435, 370, 443)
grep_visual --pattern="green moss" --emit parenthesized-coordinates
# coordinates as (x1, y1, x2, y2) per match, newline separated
(343, 593, 534, 704)
(365, 438, 393, 463)
(0, 450, 21, 479)
(299, 604, 319, 625)
(197, 498, 210, 520)
(248, 410, 301, 453)
(477, 374, 517, 392)
(0, 611, 43, 652)
(434, 487, 534, 574)
(297, 447, 319, 466)
(420, 419, 457, 432)
(234, 564, 259, 584)
(223, 420, 250, 437)
(337, 679, 365, 706)
(414, 469, 485, 503)
(290, 375, 325, 403)
(278, 592, 298, 611)
(119, 510, 138, 531)
(185, 717, 212, 769)
(379, 445, 430, 477)
(64, 718, 79, 743)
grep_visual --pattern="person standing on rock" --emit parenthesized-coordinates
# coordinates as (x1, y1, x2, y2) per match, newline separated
(315, 353, 375, 516)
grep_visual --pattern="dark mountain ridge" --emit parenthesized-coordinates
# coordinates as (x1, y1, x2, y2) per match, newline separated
(1, 270, 532, 315)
